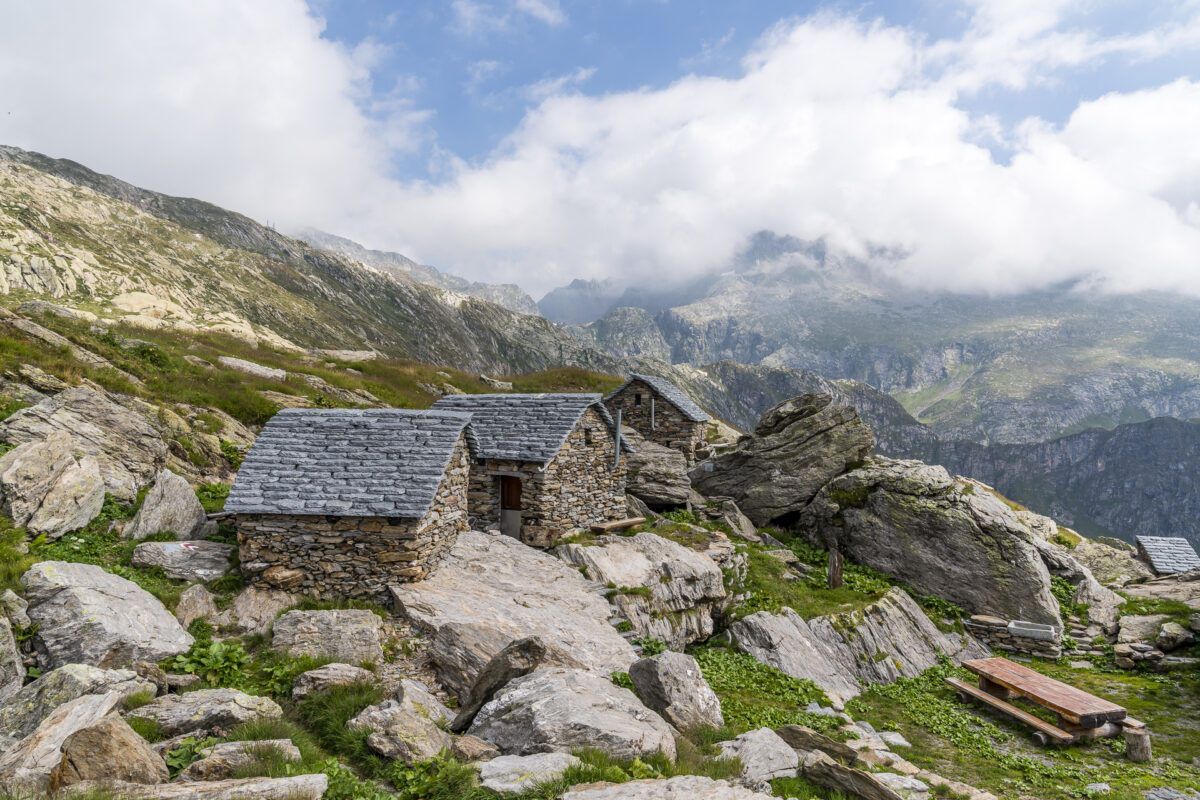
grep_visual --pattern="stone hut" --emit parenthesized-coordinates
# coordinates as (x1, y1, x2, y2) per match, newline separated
(604, 374, 710, 464)
(431, 393, 630, 547)
(226, 408, 473, 601)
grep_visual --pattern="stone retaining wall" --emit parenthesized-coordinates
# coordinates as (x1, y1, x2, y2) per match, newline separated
(236, 437, 470, 601)
(605, 379, 707, 464)
(964, 614, 1062, 659)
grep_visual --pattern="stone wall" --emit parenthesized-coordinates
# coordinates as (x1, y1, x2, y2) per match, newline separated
(605, 380, 707, 464)
(236, 436, 471, 602)
(964, 614, 1062, 659)
(467, 407, 626, 547)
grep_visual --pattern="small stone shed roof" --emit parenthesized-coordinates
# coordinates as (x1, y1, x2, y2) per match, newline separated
(606, 373, 710, 422)
(225, 408, 474, 519)
(431, 393, 630, 464)
(1136, 535, 1200, 575)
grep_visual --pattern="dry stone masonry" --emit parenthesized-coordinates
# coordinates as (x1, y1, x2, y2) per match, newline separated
(963, 615, 1062, 659)
(605, 374, 710, 464)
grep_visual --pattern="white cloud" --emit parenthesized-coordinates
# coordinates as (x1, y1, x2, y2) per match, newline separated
(522, 67, 597, 102)
(451, 0, 566, 37)
(2, 0, 1200, 299)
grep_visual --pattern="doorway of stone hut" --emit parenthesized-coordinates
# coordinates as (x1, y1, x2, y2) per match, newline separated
(499, 475, 522, 538)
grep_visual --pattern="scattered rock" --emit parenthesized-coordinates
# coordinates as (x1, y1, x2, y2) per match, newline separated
(1190, 613, 1200, 633)
(27, 455, 105, 540)
(291, 663, 375, 699)
(174, 585, 218, 629)
(347, 693, 453, 764)
(0, 589, 30, 627)
(0, 429, 74, 526)
(557, 532, 726, 649)
(450, 636, 550, 732)
(271, 609, 384, 665)
(21, 561, 194, 669)
(879, 731, 911, 749)
(468, 668, 676, 760)
(131, 540, 233, 582)
(1085, 784, 1111, 795)
(717, 727, 799, 783)
(452, 735, 500, 763)
(629, 651, 724, 731)
(559, 775, 776, 799)
(391, 531, 635, 697)
(799, 749, 906, 800)
(48, 713, 168, 790)
(690, 394, 874, 527)
(0, 618, 22, 703)
(479, 753, 581, 794)
(478, 375, 514, 391)
(63, 775, 328, 799)
(214, 587, 297, 635)
(874, 772, 929, 796)
(0, 664, 156, 739)
(796, 463, 1062, 626)
(217, 357, 287, 381)
(127, 689, 282, 738)
(0, 691, 123, 795)
(774, 724, 857, 764)
(625, 439, 691, 509)
(1118, 614, 1173, 645)
(1156, 622, 1195, 652)
(178, 740, 300, 782)
(124, 469, 208, 540)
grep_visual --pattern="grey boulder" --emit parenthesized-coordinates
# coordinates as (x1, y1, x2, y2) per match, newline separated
(62, 775, 328, 799)
(717, 727, 799, 783)
(1073, 538, 1155, 586)
(271, 609, 384, 665)
(124, 469, 207, 540)
(1155, 622, 1195, 652)
(629, 651, 723, 731)
(0, 663, 156, 739)
(126, 689, 282, 737)
(27, 453, 105, 540)
(625, 438, 691, 508)
(212, 586, 298, 635)
(291, 662, 375, 699)
(478, 753, 580, 794)
(450, 636, 551, 732)
(0, 691, 122, 795)
(1118, 614, 1173, 644)
(131, 540, 232, 582)
(21, 561, 193, 669)
(799, 749, 906, 800)
(346, 683, 453, 764)
(560, 776, 776, 799)
(178, 740, 300, 782)
(0, 429, 74, 526)
(690, 394, 874, 527)
(0, 617, 22, 703)
(48, 713, 168, 791)
(174, 584, 218, 629)
(468, 667, 676, 760)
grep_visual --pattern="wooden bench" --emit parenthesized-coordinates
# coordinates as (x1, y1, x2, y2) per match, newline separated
(945, 677, 1075, 744)
(590, 517, 646, 533)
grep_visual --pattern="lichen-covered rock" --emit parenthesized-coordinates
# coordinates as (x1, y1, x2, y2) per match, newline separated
(48, 713, 168, 790)
(796, 462, 1061, 626)
(391, 531, 635, 697)
(556, 532, 725, 649)
(1072, 539, 1155, 586)
(625, 439, 691, 509)
(774, 725, 858, 764)
(450, 637, 551, 732)
(690, 394, 874, 527)
(291, 663, 375, 699)
(717, 727, 799, 783)
(346, 689, 453, 764)
(0, 663, 156, 739)
(0, 617, 22, 703)
(479, 753, 581, 794)
(21, 561, 193, 669)
(560, 776, 776, 799)
(62, 775, 328, 799)
(0, 429, 74, 526)
(468, 668, 676, 760)
(0, 387, 169, 500)
(132, 540, 233, 582)
(1121, 568, 1200, 611)
(1034, 538, 1124, 631)
(1118, 614, 1173, 644)
(178, 740, 300, 782)
(0, 691, 122, 794)
(126, 689, 282, 738)
(211, 586, 298, 635)
(799, 749, 906, 800)
(271, 609, 384, 665)
(174, 584, 217, 629)
(124, 469, 208, 540)
(1, 589, 31, 628)
(27, 455, 105, 539)
(1155, 622, 1195, 652)
(629, 651, 723, 731)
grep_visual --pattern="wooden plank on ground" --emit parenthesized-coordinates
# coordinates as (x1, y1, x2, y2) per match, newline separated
(591, 517, 646, 533)
(946, 677, 1076, 743)
(963, 657, 1125, 727)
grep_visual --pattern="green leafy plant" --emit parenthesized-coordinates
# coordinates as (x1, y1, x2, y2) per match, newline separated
(170, 639, 251, 686)
(633, 636, 667, 656)
(219, 440, 245, 469)
(692, 645, 837, 734)
(165, 735, 219, 778)
(196, 482, 231, 512)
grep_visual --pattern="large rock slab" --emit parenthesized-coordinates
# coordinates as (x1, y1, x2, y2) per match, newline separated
(27, 455, 105, 539)
(479, 753, 581, 794)
(22, 561, 193, 669)
(556, 532, 726, 649)
(0, 429, 74, 526)
(48, 713, 168, 790)
(1034, 538, 1124, 631)
(347, 692, 453, 764)
(174, 584, 218, 629)
(391, 530, 636, 696)
(717, 727, 799, 783)
(730, 588, 985, 708)
(124, 469, 207, 540)
(625, 438, 691, 509)
(131, 540, 233, 582)
(271, 609, 384, 665)
(560, 776, 776, 799)
(796, 462, 1062, 626)
(629, 651, 723, 731)
(0, 663, 156, 739)
(0, 691, 122, 795)
(468, 668, 676, 760)
(450, 636, 551, 732)
(690, 394, 874, 527)
(0, 617, 22, 703)
(774, 724, 858, 764)
(213, 587, 298, 635)
(1072, 538, 1155, 586)
(126, 689, 282, 738)
(1121, 568, 1200, 611)
(799, 749, 905, 800)
(1118, 614, 1172, 645)
(0, 387, 169, 500)
(291, 662, 375, 699)
(63, 775, 328, 800)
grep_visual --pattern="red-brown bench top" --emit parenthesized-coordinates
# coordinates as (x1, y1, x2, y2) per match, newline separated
(963, 657, 1126, 728)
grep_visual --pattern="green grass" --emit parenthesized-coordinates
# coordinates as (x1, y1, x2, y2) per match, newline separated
(0, 517, 36, 594)
(730, 542, 890, 621)
(294, 680, 389, 775)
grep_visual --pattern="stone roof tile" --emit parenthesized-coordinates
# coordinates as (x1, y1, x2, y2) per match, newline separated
(1136, 535, 1200, 575)
(606, 373, 710, 422)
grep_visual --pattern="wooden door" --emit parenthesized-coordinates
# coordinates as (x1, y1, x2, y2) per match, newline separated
(499, 476, 522, 538)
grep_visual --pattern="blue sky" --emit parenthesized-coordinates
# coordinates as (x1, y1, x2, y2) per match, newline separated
(2, 0, 1200, 296)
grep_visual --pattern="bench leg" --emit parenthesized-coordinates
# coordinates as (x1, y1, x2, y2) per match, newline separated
(979, 677, 1013, 701)
(1125, 729, 1152, 762)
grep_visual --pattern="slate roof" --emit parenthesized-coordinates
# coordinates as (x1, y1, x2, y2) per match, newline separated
(431, 393, 629, 464)
(225, 408, 473, 519)
(1136, 536, 1200, 575)
(606, 373, 710, 422)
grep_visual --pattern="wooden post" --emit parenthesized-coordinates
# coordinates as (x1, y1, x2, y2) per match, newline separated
(827, 547, 844, 589)
(1124, 728, 1152, 762)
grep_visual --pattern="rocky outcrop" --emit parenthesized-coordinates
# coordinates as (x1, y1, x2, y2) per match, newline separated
(1072, 538, 1155, 586)
(717, 727, 799, 784)
(217, 357, 287, 381)
(22, 562, 193, 669)
(625, 438, 691, 508)
(730, 589, 985, 708)
(0, 664, 156, 739)
(391, 531, 635, 697)
(124, 469, 207, 540)
(1033, 538, 1123, 631)
(48, 713, 168, 790)
(0, 387, 169, 500)
(178, 740, 300, 782)
(1121, 568, 1200, 611)
(629, 651, 724, 731)
(468, 668, 676, 760)
(0, 430, 74, 526)
(556, 532, 725, 649)
(449, 637, 551, 732)
(0, 691, 123, 794)
(347, 681, 453, 764)
(131, 540, 233, 582)
(126, 689, 282, 738)
(212, 587, 299, 635)
(0, 618, 21, 703)
(797, 462, 1061, 626)
(560, 776, 776, 799)
(27, 455, 105, 539)
(62, 775, 328, 800)
(690, 394, 874, 526)
(291, 663, 375, 699)
(174, 585, 217, 629)
(271, 610, 384, 665)
(479, 753, 581, 794)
